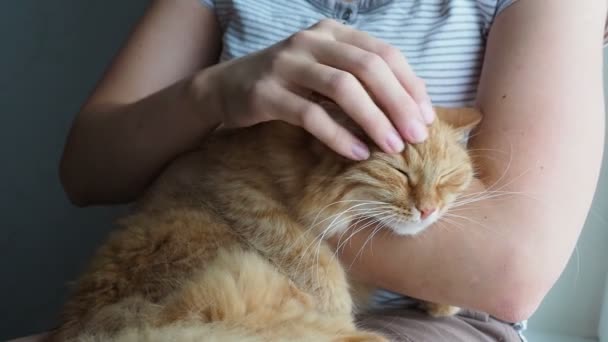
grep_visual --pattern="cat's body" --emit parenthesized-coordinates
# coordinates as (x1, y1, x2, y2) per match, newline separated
(53, 107, 480, 342)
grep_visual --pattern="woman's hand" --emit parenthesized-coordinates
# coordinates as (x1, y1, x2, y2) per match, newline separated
(196, 19, 434, 160)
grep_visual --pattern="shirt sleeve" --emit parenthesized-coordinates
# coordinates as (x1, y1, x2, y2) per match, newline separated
(495, 0, 517, 17)
(476, 0, 517, 37)
(200, 0, 214, 9)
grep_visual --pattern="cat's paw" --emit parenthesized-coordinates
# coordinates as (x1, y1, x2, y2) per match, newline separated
(333, 331, 389, 342)
(421, 302, 461, 317)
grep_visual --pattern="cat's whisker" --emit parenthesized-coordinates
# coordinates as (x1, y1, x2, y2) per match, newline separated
(335, 213, 376, 246)
(296, 208, 386, 266)
(435, 220, 450, 231)
(442, 212, 487, 230)
(450, 188, 537, 209)
(348, 213, 397, 270)
(308, 199, 388, 228)
(318, 207, 392, 244)
(351, 215, 395, 265)
(368, 216, 397, 255)
(455, 189, 526, 199)
(290, 203, 390, 258)
(333, 213, 391, 258)
(483, 165, 537, 200)
(451, 194, 512, 208)
(296, 206, 392, 279)
(365, 225, 384, 257)
(466, 147, 509, 154)
(436, 216, 466, 230)
(309, 212, 380, 288)
(299, 201, 387, 252)
(307, 202, 389, 235)
(443, 205, 484, 212)
(304, 208, 391, 252)
(313, 209, 394, 280)
(473, 129, 515, 192)
(334, 217, 378, 250)
(333, 215, 387, 263)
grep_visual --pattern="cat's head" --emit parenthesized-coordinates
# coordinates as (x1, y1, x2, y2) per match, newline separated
(304, 107, 481, 237)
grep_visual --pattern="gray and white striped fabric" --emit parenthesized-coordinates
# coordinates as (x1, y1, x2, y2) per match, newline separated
(200, 0, 517, 107)
(198, 0, 526, 340)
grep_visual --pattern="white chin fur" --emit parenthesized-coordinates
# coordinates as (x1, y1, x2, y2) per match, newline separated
(376, 211, 440, 236)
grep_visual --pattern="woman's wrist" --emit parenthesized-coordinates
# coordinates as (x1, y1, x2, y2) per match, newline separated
(187, 66, 224, 134)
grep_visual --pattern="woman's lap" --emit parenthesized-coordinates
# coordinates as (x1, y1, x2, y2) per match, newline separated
(357, 308, 521, 342)
(9, 310, 521, 342)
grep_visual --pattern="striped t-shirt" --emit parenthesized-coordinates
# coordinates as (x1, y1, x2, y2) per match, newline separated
(198, 0, 525, 340)
(200, 0, 517, 107)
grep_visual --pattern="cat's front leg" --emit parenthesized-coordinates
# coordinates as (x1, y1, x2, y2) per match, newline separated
(419, 301, 461, 317)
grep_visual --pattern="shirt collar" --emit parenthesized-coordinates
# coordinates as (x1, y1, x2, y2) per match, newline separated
(306, 0, 394, 12)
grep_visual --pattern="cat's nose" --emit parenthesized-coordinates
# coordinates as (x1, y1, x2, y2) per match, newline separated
(418, 207, 436, 220)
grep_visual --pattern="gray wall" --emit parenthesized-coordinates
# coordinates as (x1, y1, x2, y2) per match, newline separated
(0, 1, 606, 340)
(0, 1, 147, 339)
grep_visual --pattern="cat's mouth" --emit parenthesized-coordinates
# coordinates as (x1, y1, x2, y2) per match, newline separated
(370, 210, 441, 236)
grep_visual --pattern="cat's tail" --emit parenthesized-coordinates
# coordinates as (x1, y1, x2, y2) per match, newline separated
(61, 248, 386, 342)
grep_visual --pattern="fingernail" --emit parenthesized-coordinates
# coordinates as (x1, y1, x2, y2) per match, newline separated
(406, 119, 429, 143)
(420, 101, 435, 124)
(386, 129, 405, 153)
(352, 142, 370, 160)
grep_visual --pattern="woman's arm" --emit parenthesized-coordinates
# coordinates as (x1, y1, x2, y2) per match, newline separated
(59, 0, 222, 206)
(61, 3, 437, 206)
(336, 0, 606, 322)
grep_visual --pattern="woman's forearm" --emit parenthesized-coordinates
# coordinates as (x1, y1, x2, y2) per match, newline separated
(335, 0, 606, 323)
(59, 70, 221, 206)
(336, 177, 533, 321)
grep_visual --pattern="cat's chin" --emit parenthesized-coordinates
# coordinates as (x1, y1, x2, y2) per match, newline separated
(388, 221, 432, 236)
(374, 213, 440, 236)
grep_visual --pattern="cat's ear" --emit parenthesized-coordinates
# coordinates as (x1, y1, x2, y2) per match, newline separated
(435, 107, 483, 144)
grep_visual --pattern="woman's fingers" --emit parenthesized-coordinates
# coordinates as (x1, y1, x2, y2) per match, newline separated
(223, 20, 433, 157)
(310, 40, 429, 144)
(280, 56, 405, 154)
(257, 80, 371, 160)
(315, 19, 435, 124)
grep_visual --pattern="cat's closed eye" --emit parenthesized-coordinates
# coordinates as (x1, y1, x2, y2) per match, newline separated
(438, 169, 465, 187)
(394, 167, 410, 182)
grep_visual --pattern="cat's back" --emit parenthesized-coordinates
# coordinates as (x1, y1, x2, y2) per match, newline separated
(138, 121, 316, 210)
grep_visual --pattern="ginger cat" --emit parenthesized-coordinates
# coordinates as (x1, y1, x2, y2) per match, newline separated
(53, 106, 481, 342)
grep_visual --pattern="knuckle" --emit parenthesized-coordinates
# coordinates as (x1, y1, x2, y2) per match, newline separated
(412, 76, 428, 96)
(269, 50, 289, 73)
(247, 80, 269, 112)
(402, 98, 422, 118)
(414, 76, 426, 89)
(315, 18, 339, 31)
(359, 111, 383, 132)
(356, 53, 384, 75)
(287, 30, 315, 48)
(299, 103, 324, 129)
(327, 71, 356, 98)
(326, 125, 343, 149)
(377, 43, 401, 62)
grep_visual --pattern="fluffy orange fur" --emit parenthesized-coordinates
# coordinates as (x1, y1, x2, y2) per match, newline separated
(53, 107, 481, 341)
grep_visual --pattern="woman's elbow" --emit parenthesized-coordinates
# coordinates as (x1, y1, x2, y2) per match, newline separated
(59, 155, 92, 207)
(484, 249, 549, 322)
(488, 284, 543, 323)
